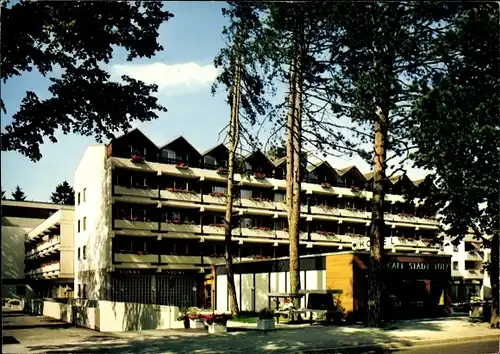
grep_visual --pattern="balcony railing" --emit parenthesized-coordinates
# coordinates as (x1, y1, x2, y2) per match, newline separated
(464, 269, 484, 279)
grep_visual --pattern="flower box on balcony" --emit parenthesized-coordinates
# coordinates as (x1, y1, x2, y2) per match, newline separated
(321, 182, 331, 188)
(131, 154, 145, 163)
(210, 192, 226, 198)
(350, 186, 363, 195)
(249, 197, 271, 203)
(210, 223, 226, 228)
(216, 167, 228, 175)
(167, 187, 196, 194)
(254, 172, 266, 179)
(253, 226, 271, 232)
(318, 231, 337, 237)
(176, 162, 189, 169)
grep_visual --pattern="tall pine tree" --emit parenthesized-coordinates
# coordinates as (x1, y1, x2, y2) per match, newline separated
(410, 3, 500, 327)
(50, 181, 75, 205)
(12, 185, 26, 201)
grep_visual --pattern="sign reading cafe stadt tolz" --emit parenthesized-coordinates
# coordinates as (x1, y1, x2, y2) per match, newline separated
(386, 261, 450, 271)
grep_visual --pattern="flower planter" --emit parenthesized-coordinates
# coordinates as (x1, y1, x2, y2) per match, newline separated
(257, 318, 275, 330)
(189, 318, 205, 329)
(321, 183, 331, 188)
(176, 163, 189, 169)
(208, 323, 227, 333)
(216, 168, 228, 174)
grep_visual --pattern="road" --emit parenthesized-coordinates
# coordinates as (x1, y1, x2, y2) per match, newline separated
(323, 338, 499, 354)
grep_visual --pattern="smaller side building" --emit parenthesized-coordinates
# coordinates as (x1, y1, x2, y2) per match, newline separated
(2, 200, 70, 298)
(24, 208, 75, 298)
(443, 234, 490, 303)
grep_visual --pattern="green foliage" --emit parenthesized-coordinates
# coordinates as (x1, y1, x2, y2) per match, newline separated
(11, 185, 26, 201)
(410, 3, 499, 243)
(50, 181, 75, 205)
(1, 1, 173, 161)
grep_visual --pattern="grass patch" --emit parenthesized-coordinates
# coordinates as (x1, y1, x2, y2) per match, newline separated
(232, 315, 258, 323)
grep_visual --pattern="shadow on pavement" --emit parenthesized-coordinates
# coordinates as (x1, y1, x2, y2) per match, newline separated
(23, 321, 446, 354)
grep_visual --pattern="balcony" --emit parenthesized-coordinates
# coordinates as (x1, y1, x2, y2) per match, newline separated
(26, 236, 61, 259)
(240, 227, 275, 239)
(159, 188, 201, 204)
(239, 197, 275, 210)
(114, 253, 158, 263)
(115, 185, 157, 199)
(114, 218, 157, 231)
(465, 251, 484, 261)
(464, 269, 484, 280)
(160, 221, 202, 235)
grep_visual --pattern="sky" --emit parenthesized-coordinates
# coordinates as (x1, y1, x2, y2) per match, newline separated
(1, 2, 426, 202)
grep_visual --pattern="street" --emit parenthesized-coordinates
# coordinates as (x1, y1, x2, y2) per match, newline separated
(321, 338, 500, 354)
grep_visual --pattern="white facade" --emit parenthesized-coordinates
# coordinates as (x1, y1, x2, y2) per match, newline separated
(443, 233, 490, 302)
(73, 145, 112, 300)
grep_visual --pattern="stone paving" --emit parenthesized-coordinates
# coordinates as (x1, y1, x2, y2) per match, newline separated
(2, 309, 499, 354)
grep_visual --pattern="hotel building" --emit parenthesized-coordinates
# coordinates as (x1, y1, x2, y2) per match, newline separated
(73, 129, 441, 310)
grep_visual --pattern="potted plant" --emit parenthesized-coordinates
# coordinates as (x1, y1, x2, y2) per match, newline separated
(254, 172, 266, 179)
(203, 313, 232, 333)
(257, 308, 276, 330)
(176, 162, 189, 169)
(320, 182, 331, 188)
(216, 167, 228, 174)
(183, 308, 204, 329)
(130, 152, 145, 163)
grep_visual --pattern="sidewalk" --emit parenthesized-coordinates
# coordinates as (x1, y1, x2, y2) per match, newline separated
(3, 313, 499, 353)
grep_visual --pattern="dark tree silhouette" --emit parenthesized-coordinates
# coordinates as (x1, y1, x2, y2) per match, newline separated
(1, 1, 173, 161)
(11, 185, 26, 201)
(1, 188, 6, 200)
(50, 181, 75, 205)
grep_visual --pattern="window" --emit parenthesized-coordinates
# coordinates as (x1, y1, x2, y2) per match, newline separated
(83, 217, 86, 231)
(274, 193, 286, 203)
(77, 192, 81, 205)
(83, 246, 87, 260)
(162, 149, 177, 160)
(77, 220, 81, 233)
(241, 218, 252, 228)
(171, 212, 181, 222)
(453, 261, 459, 271)
(83, 188, 86, 202)
(453, 245, 459, 252)
(204, 156, 216, 166)
(77, 284, 81, 297)
(212, 186, 226, 194)
(244, 162, 252, 171)
(82, 284, 87, 299)
(78, 247, 81, 260)
(240, 189, 252, 199)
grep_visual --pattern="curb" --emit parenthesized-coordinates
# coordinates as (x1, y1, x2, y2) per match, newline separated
(301, 333, 500, 353)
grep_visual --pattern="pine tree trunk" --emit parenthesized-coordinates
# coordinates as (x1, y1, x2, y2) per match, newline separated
(489, 234, 499, 328)
(224, 45, 242, 317)
(286, 26, 303, 313)
(367, 106, 388, 327)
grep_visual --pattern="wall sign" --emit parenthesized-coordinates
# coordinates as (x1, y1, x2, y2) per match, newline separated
(386, 261, 450, 271)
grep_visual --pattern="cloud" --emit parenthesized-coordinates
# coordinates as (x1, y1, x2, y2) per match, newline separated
(112, 62, 218, 94)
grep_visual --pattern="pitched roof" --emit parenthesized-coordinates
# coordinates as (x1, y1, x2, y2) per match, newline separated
(201, 143, 228, 157)
(159, 136, 201, 156)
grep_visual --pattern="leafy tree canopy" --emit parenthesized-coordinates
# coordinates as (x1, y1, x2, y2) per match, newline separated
(1, 1, 173, 161)
(50, 181, 75, 205)
(11, 185, 26, 201)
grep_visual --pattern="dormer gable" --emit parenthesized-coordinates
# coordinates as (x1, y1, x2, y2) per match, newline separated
(202, 144, 229, 169)
(243, 150, 274, 176)
(159, 136, 201, 167)
(336, 165, 367, 189)
(390, 174, 415, 196)
(307, 161, 343, 186)
(106, 128, 158, 162)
